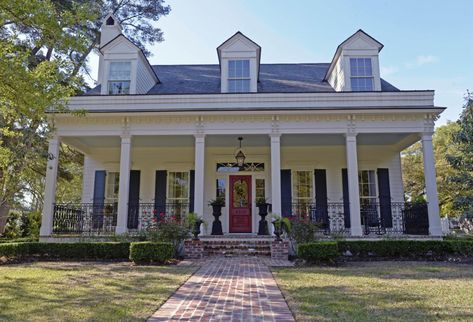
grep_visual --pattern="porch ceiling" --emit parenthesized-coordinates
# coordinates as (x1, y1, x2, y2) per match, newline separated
(61, 133, 420, 152)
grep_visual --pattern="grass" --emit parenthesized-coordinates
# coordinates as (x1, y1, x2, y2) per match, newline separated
(0, 261, 196, 321)
(273, 261, 473, 321)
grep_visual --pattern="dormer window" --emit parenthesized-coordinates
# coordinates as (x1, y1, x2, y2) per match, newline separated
(350, 58, 374, 91)
(108, 62, 131, 94)
(228, 60, 250, 92)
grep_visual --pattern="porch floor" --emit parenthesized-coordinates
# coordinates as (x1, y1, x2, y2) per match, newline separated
(148, 256, 294, 322)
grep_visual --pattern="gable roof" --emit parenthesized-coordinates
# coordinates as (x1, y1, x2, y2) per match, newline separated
(324, 29, 384, 81)
(99, 34, 160, 83)
(83, 63, 399, 95)
(217, 31, 262, 81)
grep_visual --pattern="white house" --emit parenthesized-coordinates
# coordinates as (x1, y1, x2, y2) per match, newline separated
(39, 14, 444, 240)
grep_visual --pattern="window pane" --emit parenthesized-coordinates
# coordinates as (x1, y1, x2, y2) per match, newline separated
(256, 179, 265, 199)
(168, 172, 189, 200)
(351, 77, 373, 91)
(228, 59, 249, 78)
(109, 62, 131, 80)
(106, 172, 120, 201)
(108, 81, 130, 94)
(228, 79, 250, 93)
(216, 178, 226, 199)
(350, 58, 372, 77)
(293, 171, 313, 201)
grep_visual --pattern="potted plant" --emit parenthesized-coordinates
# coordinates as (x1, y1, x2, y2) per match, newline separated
(186, 212, 206, 240)
(208, 196, 225, 235)
(256, 197, 269, 235)
(271, 213, 292, 241)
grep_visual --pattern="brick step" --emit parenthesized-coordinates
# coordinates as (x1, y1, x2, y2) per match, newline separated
(202, 239, 272, 257)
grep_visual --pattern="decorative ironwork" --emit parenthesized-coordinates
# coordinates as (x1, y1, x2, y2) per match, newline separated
(129, 202, 190, 231)
(216, 162, 264, 172)
(282, 201, 430, 236)
(52, 203, 117, 234)
(283, 202, 348, 235)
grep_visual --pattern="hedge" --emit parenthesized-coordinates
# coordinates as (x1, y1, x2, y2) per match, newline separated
(0, 242, 130, 260)
(297, 240, 473, 262)
(129, 242, 174, 264)
(338, 240, 473, 259)
(298, 242, 339, 262)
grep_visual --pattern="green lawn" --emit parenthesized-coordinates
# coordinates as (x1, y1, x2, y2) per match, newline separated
(273, 261, 473, 322)
(0, 262, 196, 321)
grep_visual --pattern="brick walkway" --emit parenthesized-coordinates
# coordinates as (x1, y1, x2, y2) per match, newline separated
(148, 257, 295, 322)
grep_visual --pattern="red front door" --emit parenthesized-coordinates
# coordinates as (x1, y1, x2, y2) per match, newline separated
(229, 175, 252, 233)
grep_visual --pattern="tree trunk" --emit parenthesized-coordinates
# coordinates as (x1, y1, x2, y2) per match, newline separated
(0, 203, 10, 235)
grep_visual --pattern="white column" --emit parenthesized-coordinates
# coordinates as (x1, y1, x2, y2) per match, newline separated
(422, 133, 442, 236)
(270, 134, 282, 216)
(346, 134, 363, 236)
(40, 137, 60, 237)
(194, 134, 206, 217)
(116, 135, 132, 234)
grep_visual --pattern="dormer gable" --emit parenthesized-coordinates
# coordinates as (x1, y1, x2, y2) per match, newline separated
(97, 16, 158, 95)
(100, 13, 122, 48)
(325, 29, 383, 92)
(217, 32, 261, 93)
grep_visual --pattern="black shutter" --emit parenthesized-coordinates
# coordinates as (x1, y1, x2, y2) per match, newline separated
(93, 170, 106, 228)
(314, 169, 328, 224)
(154, 170, 167, 217)
(189, 170, 195, 213)
(281, 169, 292, 217)
(127, 170, 141, 229)
(377, 168, 393, 228)
(341, 169, 351, 228)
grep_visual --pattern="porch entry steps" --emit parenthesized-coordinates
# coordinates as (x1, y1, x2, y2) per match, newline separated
(202, 238, 272, 257)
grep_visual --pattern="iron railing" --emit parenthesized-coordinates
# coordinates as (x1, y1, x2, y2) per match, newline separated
(52, 203, 117, 234)
(283, 201, 429, 236)
(128, 202, 189, 231)
(283, 202, 348, 234)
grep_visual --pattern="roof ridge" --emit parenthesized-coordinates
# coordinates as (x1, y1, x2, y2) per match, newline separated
(152, 62, 331, 67)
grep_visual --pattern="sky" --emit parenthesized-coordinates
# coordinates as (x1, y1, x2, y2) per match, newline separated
(88, 0, 472, 125)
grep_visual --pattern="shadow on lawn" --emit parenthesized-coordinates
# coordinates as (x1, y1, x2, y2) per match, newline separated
(0, 263, 194, 322)
(288, 284, 473, 321)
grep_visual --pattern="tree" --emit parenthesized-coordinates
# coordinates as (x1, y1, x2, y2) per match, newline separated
(402, 121, 464, 217)
(0, 0, 171, 234)
(447, 92, 473, 217)
(2, 0, 171, 82)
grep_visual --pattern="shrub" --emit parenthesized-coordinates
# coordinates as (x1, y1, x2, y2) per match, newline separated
(337, 240, 473, 259)
(298, 242, 339, 262)
(0, 242, 130, 260)
(129, 242, 174, 264)
(289, 219, 318, 244)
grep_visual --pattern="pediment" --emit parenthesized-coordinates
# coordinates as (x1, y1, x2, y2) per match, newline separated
(217, 32, 260, 53)
(100, 35, 140, 54)
(340, 30, 383, 51)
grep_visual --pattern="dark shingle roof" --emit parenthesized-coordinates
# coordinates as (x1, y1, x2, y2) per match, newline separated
(84, 63, 399, 95)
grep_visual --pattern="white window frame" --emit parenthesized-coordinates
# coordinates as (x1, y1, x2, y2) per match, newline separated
(105, 171, 120, 203)
(350, 57, 374, 91)
(358, 169, 377, 206)
(292, 170, 315, 204)
(108, 61, 131, 95)
(166, 171, 190, 204)
(228, 59, 251, 93)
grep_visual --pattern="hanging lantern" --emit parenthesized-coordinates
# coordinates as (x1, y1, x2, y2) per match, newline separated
(235, 137, 246, 167)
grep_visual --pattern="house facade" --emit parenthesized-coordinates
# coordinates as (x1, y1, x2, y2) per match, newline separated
(40, 14, 444, 240)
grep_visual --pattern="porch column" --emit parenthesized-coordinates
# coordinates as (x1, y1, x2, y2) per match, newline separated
(194, 134, 205, 217)
(116, 135, 132, 234)
(346, 134, 363, 236)
(270, 134, 282, 216)
(421, 133, 442, 236)
(40, 136, 60, 237)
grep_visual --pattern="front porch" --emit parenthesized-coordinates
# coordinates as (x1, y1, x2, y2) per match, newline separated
(50, 200, 429, 237)
(41, 131, 441, 240)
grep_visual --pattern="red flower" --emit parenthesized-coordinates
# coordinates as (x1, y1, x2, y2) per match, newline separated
(152, 217, 157, 223)
(153, 209, 157, 215)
